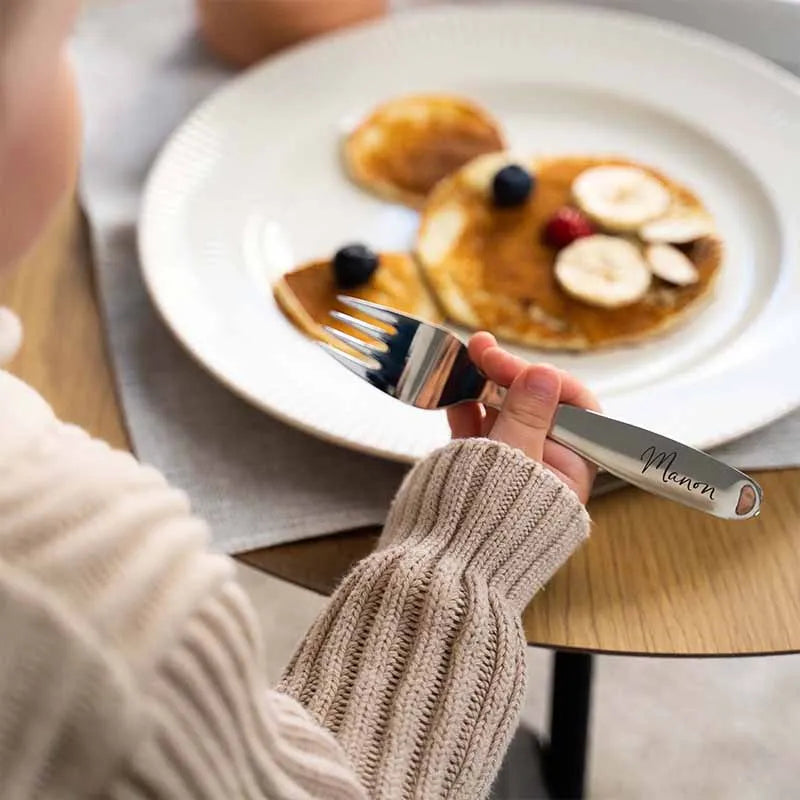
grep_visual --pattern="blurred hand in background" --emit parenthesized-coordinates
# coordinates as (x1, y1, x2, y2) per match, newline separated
(196, 0, 387, 67)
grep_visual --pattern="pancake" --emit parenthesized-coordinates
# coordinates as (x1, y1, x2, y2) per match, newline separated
(343, 94, 505, 209)
(416, 153, 723, 350)
(274, 251, 442, 352)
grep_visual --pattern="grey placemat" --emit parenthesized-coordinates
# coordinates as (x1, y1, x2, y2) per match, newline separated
(73, 0, 407, 554)
(73, 0, 800, 554)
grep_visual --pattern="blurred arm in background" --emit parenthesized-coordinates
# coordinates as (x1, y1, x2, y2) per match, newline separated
(0, 0, 82, 269)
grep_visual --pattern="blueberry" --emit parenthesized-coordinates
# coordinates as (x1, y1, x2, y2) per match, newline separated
(333, 244, 379, 288)
(492, 165, 534, 208)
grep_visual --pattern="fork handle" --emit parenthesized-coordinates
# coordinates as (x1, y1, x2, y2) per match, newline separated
(478, 384, 761, 520)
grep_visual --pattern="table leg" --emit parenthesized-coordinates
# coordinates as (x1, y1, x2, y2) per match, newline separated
(544, 651, 594, 799)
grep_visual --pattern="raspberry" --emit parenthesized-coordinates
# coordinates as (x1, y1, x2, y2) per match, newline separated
(543, 207, 595, 249)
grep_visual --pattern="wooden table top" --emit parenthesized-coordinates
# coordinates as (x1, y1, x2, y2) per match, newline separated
(3, 200, 799, 657)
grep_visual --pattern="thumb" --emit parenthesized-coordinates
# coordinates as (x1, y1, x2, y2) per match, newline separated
(489, 364, 561, 460)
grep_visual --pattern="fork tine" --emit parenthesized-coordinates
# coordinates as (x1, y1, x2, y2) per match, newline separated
(323, 326, 385, 359)
(337, 295, 418, 327)
(318, 342, 376, 381)
(329, 310, 392, 343)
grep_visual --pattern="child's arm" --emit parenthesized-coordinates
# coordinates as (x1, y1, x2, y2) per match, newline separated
(1, 0, 80, 65)
(0, 0, 82, 269)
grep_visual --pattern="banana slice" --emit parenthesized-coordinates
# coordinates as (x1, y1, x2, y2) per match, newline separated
(555, 235, 651, 308)
(639, 213, 714, 243)
(572, 166, 671, 231)
(645, 243, 699, 286)
(461, 151, 521, 194)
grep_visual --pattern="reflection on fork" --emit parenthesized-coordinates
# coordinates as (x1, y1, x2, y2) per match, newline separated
(321, 296, 503, 409)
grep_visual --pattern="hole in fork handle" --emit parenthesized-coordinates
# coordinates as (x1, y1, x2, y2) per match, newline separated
(735, 483, 760, 517)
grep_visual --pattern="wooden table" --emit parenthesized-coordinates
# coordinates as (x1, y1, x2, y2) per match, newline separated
(4, 199, 800, 796)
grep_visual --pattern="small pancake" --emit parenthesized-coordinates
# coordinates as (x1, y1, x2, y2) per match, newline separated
(274, 252, 442, 351)
(344, 94, 505, 209)
(417, 153, 723, 350)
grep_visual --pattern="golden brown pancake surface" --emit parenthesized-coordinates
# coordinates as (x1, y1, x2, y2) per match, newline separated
(274, 252, 442, 350)
(416, 154, 723, 350)
(344, 94, 505, 209)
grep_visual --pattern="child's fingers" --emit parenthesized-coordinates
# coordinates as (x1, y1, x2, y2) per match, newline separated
(447, 402, 483, 440)
(480, 346, 527, 388)
(489, 364, 562, 460)
(468, 331, 600, 425)
(558, 371, 602, 413)
(469, 332, 526, 388)
(467, 331, 498, 370)
(543, 440, 597, 503)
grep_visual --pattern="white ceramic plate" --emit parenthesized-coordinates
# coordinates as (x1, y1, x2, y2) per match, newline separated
(140, 4, 800, 463)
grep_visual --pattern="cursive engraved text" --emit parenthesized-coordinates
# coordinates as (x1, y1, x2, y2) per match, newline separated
(640, 446, 716, 500)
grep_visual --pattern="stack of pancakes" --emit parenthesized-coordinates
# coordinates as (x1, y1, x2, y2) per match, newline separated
(274, 94, 722, 351)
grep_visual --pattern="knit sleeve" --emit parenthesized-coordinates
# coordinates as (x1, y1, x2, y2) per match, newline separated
(0, 370, 366, 800)
(0, 368, 590, 800)
(279, 437, 590, 798)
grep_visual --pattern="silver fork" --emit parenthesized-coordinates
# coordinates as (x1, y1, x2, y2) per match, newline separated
(321, 296, 762, 521)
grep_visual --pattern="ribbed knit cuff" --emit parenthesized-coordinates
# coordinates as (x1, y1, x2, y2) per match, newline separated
(115, 582, 366, 800)
(379, 438, 590, 610)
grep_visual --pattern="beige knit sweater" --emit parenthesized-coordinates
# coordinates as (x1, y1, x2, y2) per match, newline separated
(0, 369, 590, 799)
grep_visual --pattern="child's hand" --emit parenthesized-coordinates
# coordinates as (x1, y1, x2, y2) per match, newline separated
(447, 332, 599, 503)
